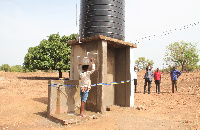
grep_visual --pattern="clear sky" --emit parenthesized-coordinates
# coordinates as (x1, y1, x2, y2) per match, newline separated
(0, 0, 200, 69)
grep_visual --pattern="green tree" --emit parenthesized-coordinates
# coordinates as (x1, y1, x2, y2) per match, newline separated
(135, 57, 154, 70)
(10, 65, 23, 72)
(24, 33, 77, 78)
(164, 41, 199, 71)
(1, 64, 10, 72)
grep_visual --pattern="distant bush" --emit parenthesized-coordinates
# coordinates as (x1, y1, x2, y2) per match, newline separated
(1, 64, 10, 72)
(10, 65, 23, 72)
(160, 65, 200, 73)
(0, 64, 70, 72)
(186, 65, 200, 72)
(1, 64, 25, 72)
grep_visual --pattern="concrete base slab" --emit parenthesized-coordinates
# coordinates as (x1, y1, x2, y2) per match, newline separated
(48, 110, 101, 125)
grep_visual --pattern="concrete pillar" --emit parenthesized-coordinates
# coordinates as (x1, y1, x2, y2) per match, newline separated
(70, 45, 75, 80)
(130, 47, 135, 107)
(125, 47, 131, 107)
(97, 40, 107, 112)
(105, 47, 115, 107)
(125, 47, 135, 107)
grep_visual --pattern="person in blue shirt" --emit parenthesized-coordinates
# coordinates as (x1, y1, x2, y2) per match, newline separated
(170, 67, 182, 93)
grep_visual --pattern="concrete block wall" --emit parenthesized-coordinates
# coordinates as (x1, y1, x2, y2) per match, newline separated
(70, 41, 99, 112)
(47, 80, 79, 118)
(114, 48, 131, 107)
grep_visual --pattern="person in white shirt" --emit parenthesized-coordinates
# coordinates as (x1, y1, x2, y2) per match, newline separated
(133, 67, 139, 93)
(78, 58, 95, 117)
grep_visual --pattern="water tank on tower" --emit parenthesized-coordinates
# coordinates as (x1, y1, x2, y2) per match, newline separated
(79, 0, 125, 41)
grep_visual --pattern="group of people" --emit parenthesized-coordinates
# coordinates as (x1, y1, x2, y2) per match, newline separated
(133, 64, 182, 94)
(78, 58, 182, 117)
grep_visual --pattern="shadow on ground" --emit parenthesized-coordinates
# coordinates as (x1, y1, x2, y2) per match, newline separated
(18, 77, 59, 80)
(135, 91, 170, 94)
(33, 97, 48, 104)
(18, 77, 69, 80)
(34, 111, 48, 118)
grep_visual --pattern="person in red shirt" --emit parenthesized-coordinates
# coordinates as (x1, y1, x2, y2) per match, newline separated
(154, 68, 161, 94)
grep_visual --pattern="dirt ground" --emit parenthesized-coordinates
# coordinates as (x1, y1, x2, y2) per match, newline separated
(0, 70, 199, 130)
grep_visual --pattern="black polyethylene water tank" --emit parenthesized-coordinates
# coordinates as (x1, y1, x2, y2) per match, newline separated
(79, 0, 125, 41)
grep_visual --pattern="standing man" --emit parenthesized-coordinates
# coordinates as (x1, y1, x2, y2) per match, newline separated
(154, 68, 161, 94)
(78, 58, 95, 117)
(170, 67, 182, 93)
(133, 66, 139, 93)
(144, 64, 154, 94)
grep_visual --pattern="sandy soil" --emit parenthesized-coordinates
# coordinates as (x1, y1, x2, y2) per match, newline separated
(0, 70, 199, 130)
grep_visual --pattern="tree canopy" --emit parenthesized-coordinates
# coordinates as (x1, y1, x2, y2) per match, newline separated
(164, 41, 199, 71)
(24, 33, 77, 77)
(135, 57, 154, 70)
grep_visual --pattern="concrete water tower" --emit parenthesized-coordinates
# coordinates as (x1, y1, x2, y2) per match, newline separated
(68, 0, 137, 112)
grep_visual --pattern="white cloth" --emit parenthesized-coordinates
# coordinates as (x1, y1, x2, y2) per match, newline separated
(133, 70, 138, 79)
(78, 64, 95, 89)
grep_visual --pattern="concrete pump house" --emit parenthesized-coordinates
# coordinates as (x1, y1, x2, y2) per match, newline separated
(68, 34, 137, 112)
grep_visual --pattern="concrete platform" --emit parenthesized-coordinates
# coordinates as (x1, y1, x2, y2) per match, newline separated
(48, 110, 101, 125)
